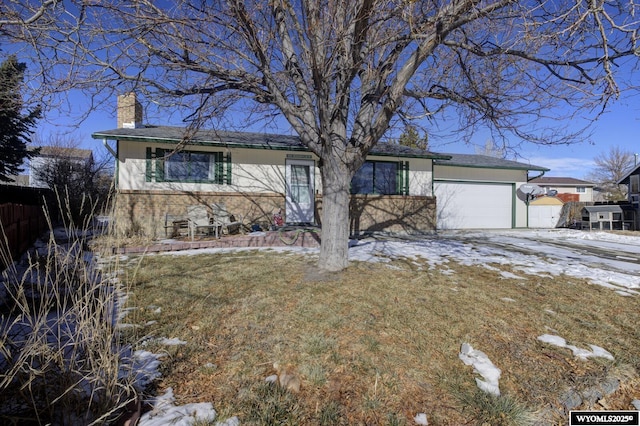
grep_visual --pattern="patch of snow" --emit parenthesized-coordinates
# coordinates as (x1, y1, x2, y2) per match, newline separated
(500, 271, 526, 280)
(537, 334, 614, 361)
(414, 412, 428, 425)
(156, 337, 187, 346)
(265, 374, 278, 383)
(632, 400, 640, 410)
(138, 387, 217, 426)
(537, 334, 567, 347)
(500, 297, 516, 302)
(119, 349, 163, 390)
(588, 344, 615, 361)
(459, 343, 501, 396)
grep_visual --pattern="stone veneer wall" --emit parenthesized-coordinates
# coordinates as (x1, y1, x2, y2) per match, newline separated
(112, 190, 285, 238)
(347, 194, 437, 235)
(112, 190, 437, 238)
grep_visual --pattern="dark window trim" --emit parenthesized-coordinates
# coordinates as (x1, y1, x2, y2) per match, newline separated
(145, 147, 231, 184)
(351, 160, 409, 195)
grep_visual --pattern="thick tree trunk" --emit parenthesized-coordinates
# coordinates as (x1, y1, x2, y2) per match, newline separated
(318, 157, 352, 272)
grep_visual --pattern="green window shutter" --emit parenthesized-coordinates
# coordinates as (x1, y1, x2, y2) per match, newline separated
(213, 152, 222, 184)
(145, 148, 152, 182)
(155, 148, 165, 182)
(225, 152, 232, 185)
(396, 161, 409, 195)
(404, 161, 410, 195)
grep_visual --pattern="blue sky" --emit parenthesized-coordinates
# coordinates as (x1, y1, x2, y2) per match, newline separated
(34, 87, 639, 181)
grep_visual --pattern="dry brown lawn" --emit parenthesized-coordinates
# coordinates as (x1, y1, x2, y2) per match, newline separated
(122, 250, 640, 425)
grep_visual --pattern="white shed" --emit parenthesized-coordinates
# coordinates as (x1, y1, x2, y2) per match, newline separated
(528, 196, 564, 228)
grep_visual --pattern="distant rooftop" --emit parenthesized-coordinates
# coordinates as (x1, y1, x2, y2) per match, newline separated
(530, 176, 594, 186)
(433, 153, 548, 171)
(37, 146, 93, 160)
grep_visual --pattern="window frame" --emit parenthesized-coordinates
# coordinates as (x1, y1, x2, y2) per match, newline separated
(350, 160, 409, 195)
(146, 147, 231, 184)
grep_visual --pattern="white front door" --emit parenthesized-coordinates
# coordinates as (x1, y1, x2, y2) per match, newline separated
(285, 159, 315, 224)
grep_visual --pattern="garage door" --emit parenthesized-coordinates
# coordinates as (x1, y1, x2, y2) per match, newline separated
(434, 182, 513, 229)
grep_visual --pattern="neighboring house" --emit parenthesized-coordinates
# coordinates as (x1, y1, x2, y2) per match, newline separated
(29, 146, 94, 188)
(528, 176, 595, 202)
(2, 174, 30, 186)
(91, 93, 550, 237)
(433, 154, 548, 229)
(617, 164, 640, 230)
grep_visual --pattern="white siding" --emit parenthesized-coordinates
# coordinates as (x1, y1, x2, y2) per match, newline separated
(117, 141, 433, 196)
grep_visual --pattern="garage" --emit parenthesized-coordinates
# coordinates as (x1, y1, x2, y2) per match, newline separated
(434, 181, 514, 229)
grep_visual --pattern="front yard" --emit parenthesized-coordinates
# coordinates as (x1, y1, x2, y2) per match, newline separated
(122, 247, 640, 425)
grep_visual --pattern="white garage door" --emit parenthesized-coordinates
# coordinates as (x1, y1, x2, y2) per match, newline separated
(435, 182, 513, 229)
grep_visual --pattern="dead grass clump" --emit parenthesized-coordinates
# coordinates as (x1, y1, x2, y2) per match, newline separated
(123, 251, 640, 425)
(455, 387, 536, 426)
(0, 201, 136, 425)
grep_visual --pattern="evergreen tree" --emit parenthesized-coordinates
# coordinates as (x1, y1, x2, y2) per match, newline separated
(0, 55, 41, 182)
(397, 125, 428, 151)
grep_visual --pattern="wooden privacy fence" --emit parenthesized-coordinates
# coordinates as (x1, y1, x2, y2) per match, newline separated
(0, 203, 49, 265)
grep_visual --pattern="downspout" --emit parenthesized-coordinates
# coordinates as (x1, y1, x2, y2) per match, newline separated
(525, 170, 546, 228)
(103, 138, 119, 187)
(103, 138, 117, 158)
(527, 170, 546, 182)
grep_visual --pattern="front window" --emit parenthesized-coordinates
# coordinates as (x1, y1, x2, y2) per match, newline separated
(163, 151, 220, 182)
(351, 161, 400, 195)
(576, 187, 586, 193)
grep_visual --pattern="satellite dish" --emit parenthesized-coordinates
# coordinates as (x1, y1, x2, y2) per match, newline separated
(519, 184, 544, 195)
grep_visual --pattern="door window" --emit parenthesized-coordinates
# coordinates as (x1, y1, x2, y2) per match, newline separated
(290, 165, 311, 203)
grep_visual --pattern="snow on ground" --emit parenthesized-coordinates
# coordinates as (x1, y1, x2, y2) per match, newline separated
(459, 343, 502, 396)
(138, 228, 639, 423)
(537, 334, 615, 361)
(159, 229, 640, 294)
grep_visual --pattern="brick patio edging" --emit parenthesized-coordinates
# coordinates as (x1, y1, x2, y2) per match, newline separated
(113, 229, 321, 255)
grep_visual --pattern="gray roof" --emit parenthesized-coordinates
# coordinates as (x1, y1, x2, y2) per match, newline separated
(433, 153, 548, 172)
(92, 126, 548, 171)
(37, 146, 93, 160)
(583, 205, 622, 213)
(530, 176, 594, 186)
(92, 126, 448, 160)
(618, 165, 640, 185)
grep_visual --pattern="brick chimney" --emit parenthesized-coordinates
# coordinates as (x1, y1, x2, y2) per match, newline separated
(117, 92, 143, 128)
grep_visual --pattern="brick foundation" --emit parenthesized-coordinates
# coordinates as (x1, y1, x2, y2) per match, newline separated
(111, 190, 437, 238)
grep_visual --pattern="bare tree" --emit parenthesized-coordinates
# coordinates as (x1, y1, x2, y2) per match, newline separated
(32, 133, 113, 224)
(3, 0, 639, 270)
(587, 146, 636, 201)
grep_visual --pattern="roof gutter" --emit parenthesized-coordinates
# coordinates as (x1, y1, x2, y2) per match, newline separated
(528, 170, 546, 182)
